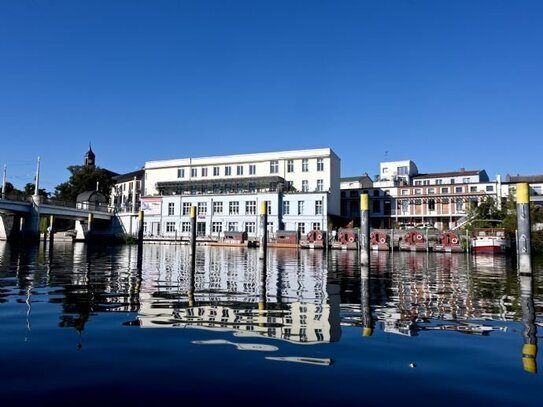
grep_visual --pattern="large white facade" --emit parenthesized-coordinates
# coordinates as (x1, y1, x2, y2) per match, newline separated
(141, 148, 340, 238)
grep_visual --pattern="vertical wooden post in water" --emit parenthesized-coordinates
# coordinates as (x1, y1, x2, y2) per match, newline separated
(137, 210, 144, 270)
(517, 183, 532, 273)
(360, 193, 370, 266)
(87, 213, 94, 241)
(259, 201, 268, 261)
(48, 215, 54, 259)
(190, 206, 197, 267)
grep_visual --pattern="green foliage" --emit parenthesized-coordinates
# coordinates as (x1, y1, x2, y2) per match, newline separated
(464, 196, 506, 230)
(23, 183, 50, 199)
(54, 165, 114, 203)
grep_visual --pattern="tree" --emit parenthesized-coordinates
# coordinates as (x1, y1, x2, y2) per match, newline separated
(54, 165, 115, 203)
(464, 196, 506, 230)
(23, 183, 50, 199)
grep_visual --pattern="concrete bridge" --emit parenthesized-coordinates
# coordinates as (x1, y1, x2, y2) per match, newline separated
(0, 197, 117, 241)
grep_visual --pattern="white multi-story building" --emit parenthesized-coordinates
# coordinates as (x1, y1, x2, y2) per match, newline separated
(341, 159, 503, 230)
(141, 148, 340, 238)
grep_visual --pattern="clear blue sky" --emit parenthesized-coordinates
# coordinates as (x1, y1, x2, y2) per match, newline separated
(1, 0, 542, 192)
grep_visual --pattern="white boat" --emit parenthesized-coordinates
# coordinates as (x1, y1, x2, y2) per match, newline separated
(471, 228, 510, 254)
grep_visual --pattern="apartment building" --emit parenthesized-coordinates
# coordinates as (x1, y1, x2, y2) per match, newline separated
(341, 160, 501, 230)
(141, 148, 340, 238)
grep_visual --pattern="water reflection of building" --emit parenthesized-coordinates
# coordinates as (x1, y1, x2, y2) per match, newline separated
(137, 246, 341, 344)
(333, 251, 515, 337)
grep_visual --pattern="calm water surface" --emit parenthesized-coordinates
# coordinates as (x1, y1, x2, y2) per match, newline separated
(0, 241, 542, 406)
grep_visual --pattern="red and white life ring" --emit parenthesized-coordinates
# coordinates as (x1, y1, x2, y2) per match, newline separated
(379, 237, 386, 244)
(451, 238, 458, 244)
(316, 232, 323, 241)
(416, 234, 423, 241)
(348, 236, 355, 243)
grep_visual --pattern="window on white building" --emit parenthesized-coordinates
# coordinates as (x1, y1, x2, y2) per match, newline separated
(225, 166, 232, 176)
(191, 168, 197, 177)
(182, 202, 191, 215)
(298, 201, 304, 215)
(428, 188, 435, 194)
(270, 160, 279, 174)
(470, 186, 477, 192)
(237, 165, 243, 176)
(242, 222, 254, 234)
(302, 180, 308, 192)
(287, 160, 294, 172)
(228, 222, 237, 231)
(213, 166, 220, 176)
(201, 167, 208, 177)
(312, 222, 321, 230)
(436, 179, 443, 185)
(198, 202, 207, 215)
(455, 186, 463, 193)
(463, 177, 470, 183)
(283, 201, 290, 215)
(302, 159, 308, 172)
(181, 222, 191, 232)
(298, 223, 306, 235)
(267, 201, 272, 215)
(246, 201, 256, 215)
(414, 180, 422, 186)
(168, 202, 175, 215)
(177, 168, 185, 178)
(212, 222, 222, 233)
(441, 187, 449, 193)
(317, 158, 324, 171)
(249, 164, 256, 175)
(486, 185, 494, 192)
(166, 222, 176, 232)
(315, 200, 323, 215)
(213, 201, 223, 214)
(316, 179, 324, 192)
(229, 201, 239, 215)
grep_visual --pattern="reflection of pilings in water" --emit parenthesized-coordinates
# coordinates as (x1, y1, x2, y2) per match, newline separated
(258, 258, 266, 326)
(137, 210, 144, 270)
(520, 274, 537, 374)
(361, 266, 373, 337)
(327, 277, 342, 342)
(187, 254, 196, 308)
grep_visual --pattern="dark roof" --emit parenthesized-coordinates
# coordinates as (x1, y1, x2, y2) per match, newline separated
(113, 169, 144, 183)
(76, 190, 107, 203)
(413, 170, 481, 179)
(505, 174, 543, 183)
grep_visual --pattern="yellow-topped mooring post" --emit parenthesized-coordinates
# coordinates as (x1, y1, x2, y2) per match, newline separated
(360, 193, 370, 266)
(520, 274, 537, 373)
(259, 201, 268, 261)
(516, 183, 532, 273)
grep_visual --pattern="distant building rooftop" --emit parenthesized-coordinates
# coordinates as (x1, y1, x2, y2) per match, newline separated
(413, 170, 481, 179)
(505, 174, 543, 183)
(113, 169, 144, 183)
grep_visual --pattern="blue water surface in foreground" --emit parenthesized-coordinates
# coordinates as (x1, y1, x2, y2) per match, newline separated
(0, 241, 542, 406)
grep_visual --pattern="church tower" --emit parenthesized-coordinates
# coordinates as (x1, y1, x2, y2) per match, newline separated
(85, 144, 96, 167)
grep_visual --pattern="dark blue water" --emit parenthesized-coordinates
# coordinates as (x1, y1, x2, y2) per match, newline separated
(0, 241, 541, 406)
